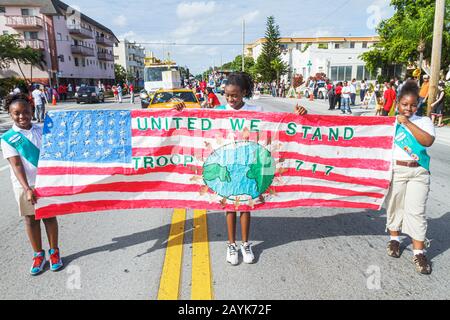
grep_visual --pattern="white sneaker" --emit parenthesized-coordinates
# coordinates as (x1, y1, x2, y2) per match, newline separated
(226, 243, 239, 265)
(240, 242, 255, 264)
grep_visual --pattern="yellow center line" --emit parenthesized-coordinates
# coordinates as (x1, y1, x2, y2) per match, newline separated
(157, 208, 186, 300)
(191, 209, 213, 300)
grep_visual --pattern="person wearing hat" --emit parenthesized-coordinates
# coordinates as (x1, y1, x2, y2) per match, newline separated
(417, 75, 430, 116)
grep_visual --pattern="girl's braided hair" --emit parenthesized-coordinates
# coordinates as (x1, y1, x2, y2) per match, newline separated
(4, 93, 31, 112)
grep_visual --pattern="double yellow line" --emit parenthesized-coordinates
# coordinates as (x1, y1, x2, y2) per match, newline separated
(157, 209, 213, 300)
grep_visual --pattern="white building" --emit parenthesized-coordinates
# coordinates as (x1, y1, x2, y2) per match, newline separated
(114, 39, 145, 86)
(246, 36, 381, 82)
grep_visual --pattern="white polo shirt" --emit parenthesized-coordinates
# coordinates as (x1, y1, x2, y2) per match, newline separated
(1, 124, 43, 188)
(393, 115, 436, 161)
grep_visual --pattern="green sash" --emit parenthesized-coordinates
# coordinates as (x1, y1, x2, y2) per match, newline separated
(394, 124, 430, 171)
(1, 129, 40, 167)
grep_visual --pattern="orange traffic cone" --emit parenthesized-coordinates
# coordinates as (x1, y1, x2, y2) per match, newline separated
(52, 94, 57, 106)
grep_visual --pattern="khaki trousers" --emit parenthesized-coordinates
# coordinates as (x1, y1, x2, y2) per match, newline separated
(385, 165, 430, 241)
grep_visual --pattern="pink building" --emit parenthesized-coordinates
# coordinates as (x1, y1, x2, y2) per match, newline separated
(0, 0, 118, 88)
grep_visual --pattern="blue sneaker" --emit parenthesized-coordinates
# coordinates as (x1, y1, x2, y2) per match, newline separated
(30, 251, 46, 276)
(49, 248, 63, 272)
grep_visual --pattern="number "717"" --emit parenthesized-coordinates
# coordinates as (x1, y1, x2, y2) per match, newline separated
(295, 160, 334, 176)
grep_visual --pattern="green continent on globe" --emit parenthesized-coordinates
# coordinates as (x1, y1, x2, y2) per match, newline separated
(247, 147, 276, 194)
(203, 163, 231, 183)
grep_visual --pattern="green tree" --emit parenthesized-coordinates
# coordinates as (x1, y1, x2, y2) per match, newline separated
(114, 64, 127, 84)
(0, 34, 43, 84)
(254, 16, 288, 83)
(361, 0, 450, 76)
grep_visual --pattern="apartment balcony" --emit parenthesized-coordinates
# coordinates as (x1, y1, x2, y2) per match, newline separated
(5, 16, 43, 30)
(68, 25, 94, 39)
(71, 45, 95, 56)
(96, 36, 114, 47)
(98, 52, 114, 61)
(20, 39, 45, 50)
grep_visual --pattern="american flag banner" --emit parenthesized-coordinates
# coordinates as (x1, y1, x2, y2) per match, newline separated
(35, 109, 396, 219)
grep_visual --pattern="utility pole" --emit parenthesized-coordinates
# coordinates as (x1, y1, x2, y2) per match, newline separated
(242, 19, 245, 72)
(427, 0, 445, 117)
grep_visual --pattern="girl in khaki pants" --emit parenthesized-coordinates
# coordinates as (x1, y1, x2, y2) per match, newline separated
(385, 80, 436, 274)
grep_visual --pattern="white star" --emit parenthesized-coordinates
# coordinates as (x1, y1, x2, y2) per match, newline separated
(58, 141, 65, 147)
(85, 140, 91, 146)
(108, 138, 114, 145)
(55, 152, 62, 159)
(97, 120, 104, 126)
(104, 149, 112, 157)
(83, 151, 90, 158)
(96, 139, 104, 146)
(85, 130, 91, 137)
(95, 151, 101, 157)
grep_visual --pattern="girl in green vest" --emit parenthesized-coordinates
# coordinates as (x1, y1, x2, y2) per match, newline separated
(1, 93, 63, 276)
(385, 80, 435, 274)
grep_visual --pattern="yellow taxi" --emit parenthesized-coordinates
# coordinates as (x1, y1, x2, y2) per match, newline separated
(147, 88, 201, 109)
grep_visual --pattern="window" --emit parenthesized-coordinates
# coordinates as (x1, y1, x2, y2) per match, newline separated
(335, 43, 340, 49)
(24, 32, 38, 40)
(3, 31, 9, 35)
(57, 33, 62, 41)
(59, 55, 65, 62)
(74, 57, 79, 67)
(0, 7, 6, 14)
(350, 42, 355, 49)
(357, 65, 364, 80)
(82, 58, 86, 67)
(362, 42, 368, 49)
(318, 43, 328, 49)
(331, 66, 353, 81)
(21, 9, 30, 16)
(69, 56, 71, 61)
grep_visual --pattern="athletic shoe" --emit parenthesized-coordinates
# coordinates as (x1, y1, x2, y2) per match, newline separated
(226, 243, 239, 266)
(413, 253, 432, 275)
(386, 240, 401, 258)
(49, 248, 63, 272)
(240, 242, 255, 264)
(30, 251, 46, 276)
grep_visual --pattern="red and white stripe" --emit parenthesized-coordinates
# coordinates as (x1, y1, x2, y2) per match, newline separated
(35, 110, 396, 219)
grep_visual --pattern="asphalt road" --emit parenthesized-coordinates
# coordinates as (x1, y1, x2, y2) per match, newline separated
(0, 95, 449, 300)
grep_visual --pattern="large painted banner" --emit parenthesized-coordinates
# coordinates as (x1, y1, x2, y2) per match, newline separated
(35, 109, 396, 219)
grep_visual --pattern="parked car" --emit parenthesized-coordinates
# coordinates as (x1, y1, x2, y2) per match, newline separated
(148, 89, 201, 109)
(75, 86, 105, 104)
(219, 79, 228, 95)
(302, 80, 327, 99)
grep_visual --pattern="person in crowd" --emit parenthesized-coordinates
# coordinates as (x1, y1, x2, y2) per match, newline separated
(327, 82, 336, 110)
(341, 81, 352, 114)
(431, 81, 446, 127)
(350, 79, 357, 106)
(360, 79, 367, 104)
(334, 82, 343, 110)
(383, 81, 397, 116)
(417, 75, 430, 116)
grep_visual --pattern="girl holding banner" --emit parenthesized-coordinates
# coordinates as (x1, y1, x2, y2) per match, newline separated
(1, 94, 63, 276)
(385, 80, 435, 274)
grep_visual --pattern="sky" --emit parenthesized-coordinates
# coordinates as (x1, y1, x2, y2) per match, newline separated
(65, 0, 395, 74)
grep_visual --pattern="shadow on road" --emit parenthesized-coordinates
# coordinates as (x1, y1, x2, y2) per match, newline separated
(62, 210, 450, 266)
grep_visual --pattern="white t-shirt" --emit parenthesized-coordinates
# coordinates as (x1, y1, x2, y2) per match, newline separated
(32, 89, 43, 106)
(223, 103, 263, 112)
(350, 83, 357, 94)
(393, 115, 436, 161)
(1, 124, 43, 188)
(342, 86, 351, 99)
